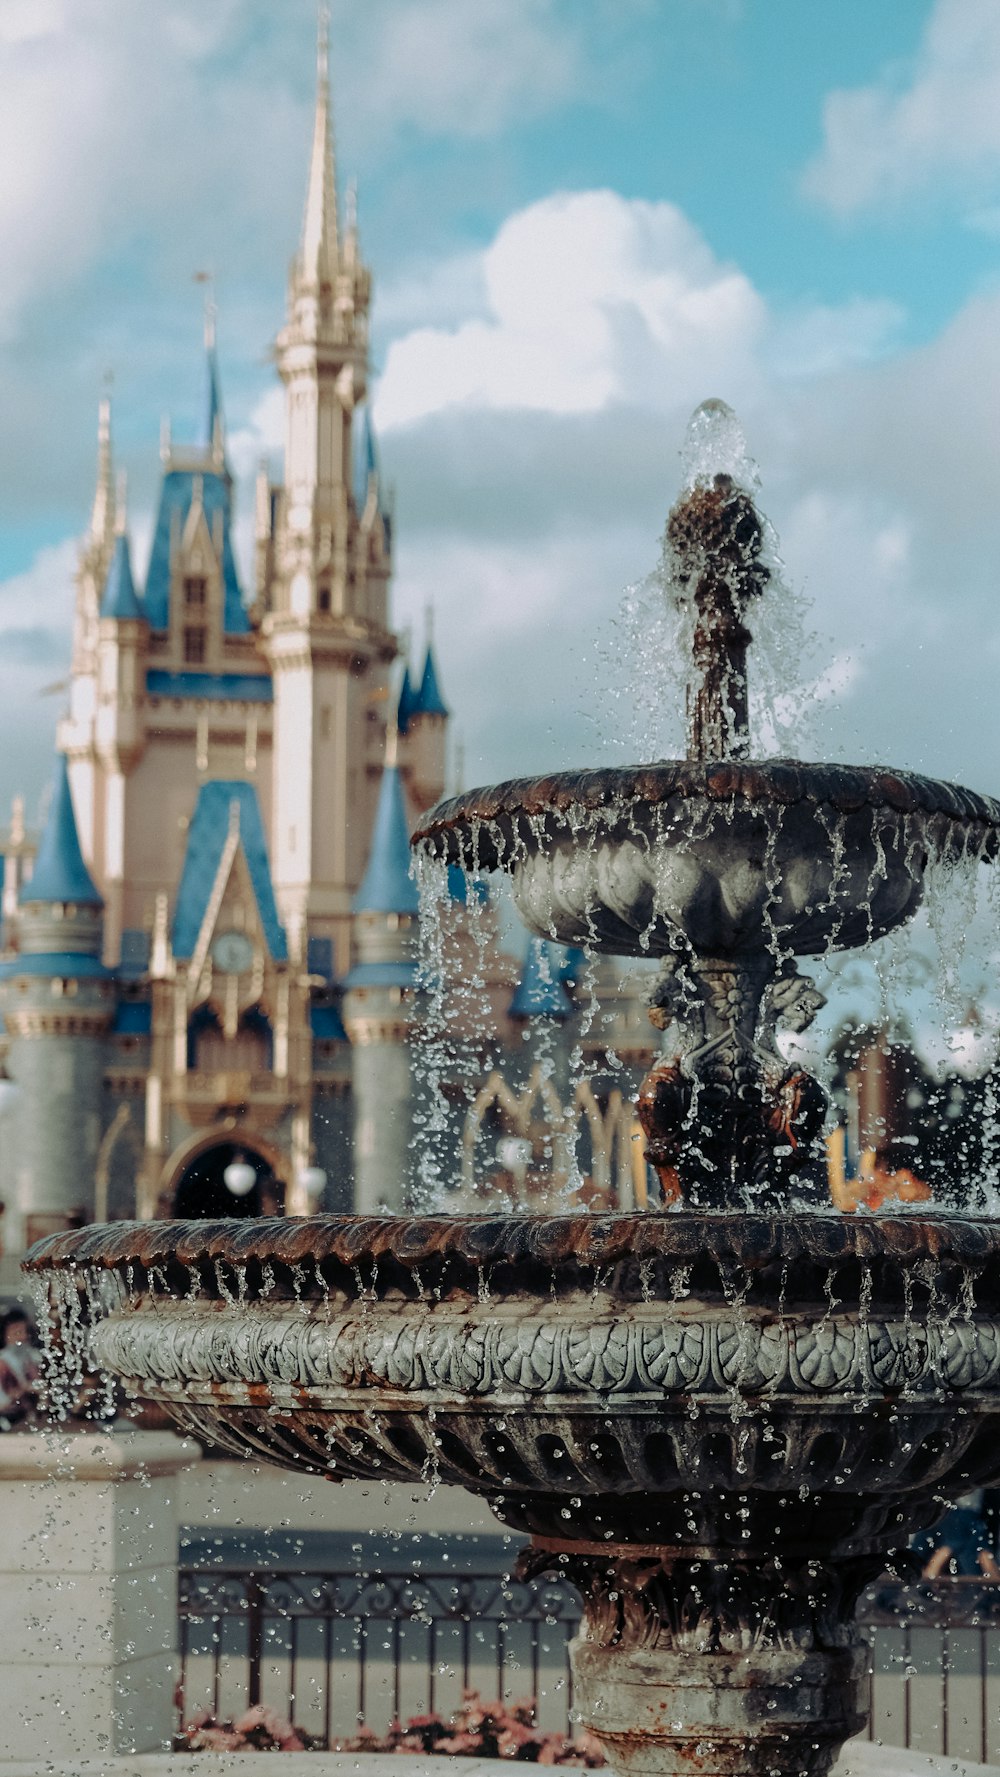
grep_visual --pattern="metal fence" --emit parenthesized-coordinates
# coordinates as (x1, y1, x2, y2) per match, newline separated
(177, 1549, 1000, 1760)
(177, 1540, 580, 1747)
(862, 1579, 1000, 1768)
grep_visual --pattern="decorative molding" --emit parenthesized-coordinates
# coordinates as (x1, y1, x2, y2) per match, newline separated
(91, 1301, 1000, 1404)
(342, 1017, 413, 1045)
(5, 1008, 112, 1039)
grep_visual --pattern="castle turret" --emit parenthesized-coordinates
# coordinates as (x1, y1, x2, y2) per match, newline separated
(0, 756, 112, 1248)
(95, 515, 150, 960)
(262, 15, 395, 970)
(341, 748, 419, 1211)
(62, 398, 118, 862)
(405, 622, 449, 813)
(203, 300, 228, 473)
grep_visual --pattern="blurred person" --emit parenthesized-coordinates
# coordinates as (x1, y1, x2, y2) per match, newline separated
(0, 1307, 40, 1429)
(914, 1491, 1000, 1581)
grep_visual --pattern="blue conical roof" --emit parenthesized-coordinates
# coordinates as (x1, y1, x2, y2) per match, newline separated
(354, 405, 378, 508)
(100, 532, 143, 620)
(397, 664, 417, 737)
(414, 643, 448, 718)
(510, 938, 571, 1020)
(22, 757, 102, 906)
(353, 764, 420, 916)
(354, 404, 390, 516)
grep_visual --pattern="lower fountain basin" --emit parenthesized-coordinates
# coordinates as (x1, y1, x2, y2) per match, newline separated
(27, 1211, 1000, 1777)
(414, 759, 1000, 957)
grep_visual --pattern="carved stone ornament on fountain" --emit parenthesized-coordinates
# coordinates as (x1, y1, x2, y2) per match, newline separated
(24, 402, 1000, 1777)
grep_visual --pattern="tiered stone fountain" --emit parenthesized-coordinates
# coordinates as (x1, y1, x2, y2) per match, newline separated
(27, 407, 1000, 1777)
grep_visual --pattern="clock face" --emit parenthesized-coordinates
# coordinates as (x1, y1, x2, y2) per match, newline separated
(212, 930, 254, 975)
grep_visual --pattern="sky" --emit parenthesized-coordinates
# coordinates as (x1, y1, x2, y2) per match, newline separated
(1, 0, 1000, 828)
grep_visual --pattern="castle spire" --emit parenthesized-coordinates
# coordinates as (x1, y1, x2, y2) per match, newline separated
(415, 626, 449, 718)
(353, 756, 419, 916)
(299, 4, 339, 289)
(100, 528, 143, 622)
(22, 756, 102, 908)
(200, 283, 227, 467)
(88, 396, 115, 549)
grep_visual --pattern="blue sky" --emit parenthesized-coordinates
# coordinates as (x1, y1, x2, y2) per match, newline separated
(1, 0, 999, 826)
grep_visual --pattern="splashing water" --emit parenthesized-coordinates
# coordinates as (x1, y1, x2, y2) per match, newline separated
(680, 398, 761, 495)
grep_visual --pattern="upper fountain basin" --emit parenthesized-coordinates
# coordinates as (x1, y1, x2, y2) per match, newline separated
(414, 758, 1000, 958)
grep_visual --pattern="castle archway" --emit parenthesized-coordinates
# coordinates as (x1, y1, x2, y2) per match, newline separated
(164, 1129, 286, 1220)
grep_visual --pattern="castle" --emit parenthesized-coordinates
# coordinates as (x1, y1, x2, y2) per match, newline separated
(0, 27, 653, 1253)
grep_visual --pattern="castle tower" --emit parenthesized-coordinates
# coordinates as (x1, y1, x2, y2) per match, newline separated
(94, 516, 149, 961)
(402, 622, 449, 814)
(62, 399, 118, 864)
(0, 757, 112, 1247)
(61, 323, 269, 974)
(260, 17, 397, 970)
(341, 748, 419, 1211)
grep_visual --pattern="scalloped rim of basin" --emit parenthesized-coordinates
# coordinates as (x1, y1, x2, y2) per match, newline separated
(23, 1210, 1000, 1284)
(412, 757, 1000, 871)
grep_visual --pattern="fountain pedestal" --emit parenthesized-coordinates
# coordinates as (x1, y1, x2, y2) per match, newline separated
(0, 1427, 198, 1763)
(524, 1528, 876, 1777)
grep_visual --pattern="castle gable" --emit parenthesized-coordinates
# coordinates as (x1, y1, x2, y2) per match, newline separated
(172, 780, 287, 964)
(144, 468, 249, 636)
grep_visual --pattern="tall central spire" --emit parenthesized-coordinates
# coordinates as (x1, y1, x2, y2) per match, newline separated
(299, 4, 339, 289)
(89, 396, 115, 549)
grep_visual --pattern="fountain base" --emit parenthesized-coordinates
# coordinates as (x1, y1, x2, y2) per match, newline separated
(572, 1639, 865, 1777)
(520, 1526, 880, 1777)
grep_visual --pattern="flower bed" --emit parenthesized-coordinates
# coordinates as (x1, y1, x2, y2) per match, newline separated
(176, 1691, 604, 1762)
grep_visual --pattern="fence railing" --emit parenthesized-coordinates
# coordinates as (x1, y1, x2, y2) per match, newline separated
(861, 1578, 1000, 1768)
(178, 1557, 1000, 1761)
(178, 1558, 581, 1747)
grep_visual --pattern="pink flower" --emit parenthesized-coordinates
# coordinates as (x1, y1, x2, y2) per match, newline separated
(187, 1726, 244, 1750)
(233, 1703, 305, 1750)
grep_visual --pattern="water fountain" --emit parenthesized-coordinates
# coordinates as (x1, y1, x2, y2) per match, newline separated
(25, 403, 1000, 1777)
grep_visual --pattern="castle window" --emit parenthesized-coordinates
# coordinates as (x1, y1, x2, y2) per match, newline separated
(183, 626, 206, 664)
(317, 584, 332, 613)
(184, 576, 207, 607)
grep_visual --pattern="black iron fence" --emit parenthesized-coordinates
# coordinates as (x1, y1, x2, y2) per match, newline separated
(178, 1535, 580, 1747)
(862, 1579, 1000, 1767)
(177, 1545, 1000, 1761)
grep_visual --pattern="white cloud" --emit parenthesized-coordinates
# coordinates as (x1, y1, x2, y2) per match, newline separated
(803, 0, 1000, 215)
(0, 0, 65, 43)
(0, 541, 75, 814)
(766, 298, 904, 379)
(0, 0, 591, 350)
(375, 191, 766, 429)
(343, 0, 583, 140)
